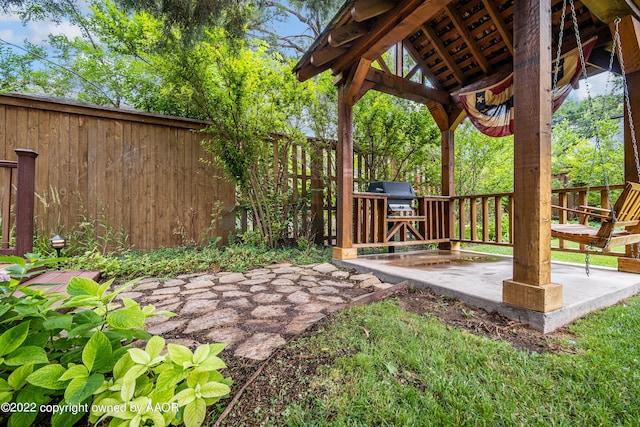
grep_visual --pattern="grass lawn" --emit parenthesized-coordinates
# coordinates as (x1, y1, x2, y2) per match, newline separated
(463, 242, 620, 269)
(262, 296, 640, 426)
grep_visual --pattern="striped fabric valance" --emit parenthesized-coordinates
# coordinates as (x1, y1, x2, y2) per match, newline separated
(459, 37, 597, 137)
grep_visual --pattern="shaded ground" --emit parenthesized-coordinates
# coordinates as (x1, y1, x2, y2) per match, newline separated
(214, 287, 577, 426)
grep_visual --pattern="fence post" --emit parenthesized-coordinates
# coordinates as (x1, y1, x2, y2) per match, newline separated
(14, 149, 38, 257)
(310, 142, 325, 245)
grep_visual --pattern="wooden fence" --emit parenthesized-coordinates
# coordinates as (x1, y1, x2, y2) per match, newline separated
(237, 137, 440, 245)
(0, 94, 235, 251)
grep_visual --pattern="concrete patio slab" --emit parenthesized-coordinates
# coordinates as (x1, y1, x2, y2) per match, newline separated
(334, 250, 640, 333)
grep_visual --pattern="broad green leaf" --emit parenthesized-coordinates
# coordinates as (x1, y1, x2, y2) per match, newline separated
(8, 364, 34, 389)
(168, 344, 193, 367)
(106, 306, 146, 329)
(3, 346, 48, 366)
(43, 314, 74, 330)
(8, 409, 37, 427)
(186, 371, 208, 389)
(82, 330, 112, 373)
(0, 391, 12, 404)
(208, 343, 226, 357)
(197, 356, 226, 372)
(200, 381, 230, 399)
(0, 255, 26, 267)
(66, 322, 100, 339)
(51, 404, 87, 427)
(120, 377, 137, 402)
(120, 298, 138, 308)
(73, 310, 103, 325)
(146, 336, 165, 359)
(64, 373, 104, 405)
(58, 364, 88, 381)
(192, 345, 209, 365)
(97, 278, 115, 296)
(26, 364, 67, 389)
(173, 388, 196, 407)
(156, 367, 186, 390)
(123, 364, 147, 384)
(0, 321, 30, 356)
(182, 397, 206, 427)
(113, 354, 134, 379)
(128, 348, 150, 365)
(66, 277, 101, 297)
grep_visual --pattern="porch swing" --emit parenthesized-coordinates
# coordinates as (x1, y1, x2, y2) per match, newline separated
(550, 0, 640, 252)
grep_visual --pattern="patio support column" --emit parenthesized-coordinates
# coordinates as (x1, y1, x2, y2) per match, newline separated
(502, 0, 562, 312)
(617, 15, 640, 272)
(439, 129, 460, 251)
(333, 83, 357, 260)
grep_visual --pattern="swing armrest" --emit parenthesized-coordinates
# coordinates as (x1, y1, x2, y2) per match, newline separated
(551, 205, 611, 220)
(578, 205, 611, 214)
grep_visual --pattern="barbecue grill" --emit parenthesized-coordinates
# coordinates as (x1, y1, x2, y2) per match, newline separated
(367, 181, 417, 215)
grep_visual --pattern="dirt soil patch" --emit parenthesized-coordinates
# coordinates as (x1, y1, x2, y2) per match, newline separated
(213, 287, 577, 426)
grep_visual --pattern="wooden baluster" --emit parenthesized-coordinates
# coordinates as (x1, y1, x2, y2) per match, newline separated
(470, 197, 478, 241)
(482, 196, 489, 242)
(495, 196, 503, 244)
(459, 198, 467, 241)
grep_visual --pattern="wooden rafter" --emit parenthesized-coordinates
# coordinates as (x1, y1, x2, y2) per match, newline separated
(375, 56, 392, 74)
(351, 0, 396, 22)
(480, 0, 514, 55)
(445, 4, 492, 74)
(616, 15, 640, 74)
(365, 67, 452, 105)
(311, 46, 348, 67)
(581, 0, 640, 24)
(403, 40, 446, 91)
(421, 24, 466, 86)
(329, 21, 369, 47)
(331, 0, 455, 75)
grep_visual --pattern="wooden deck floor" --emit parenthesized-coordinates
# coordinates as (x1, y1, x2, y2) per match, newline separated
(17, 270, 101, 295)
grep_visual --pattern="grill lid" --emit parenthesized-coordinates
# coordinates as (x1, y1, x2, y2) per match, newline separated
(367, 181, 416, 214)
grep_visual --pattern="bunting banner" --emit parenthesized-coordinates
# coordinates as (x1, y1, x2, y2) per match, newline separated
(458, 37, 597, 137)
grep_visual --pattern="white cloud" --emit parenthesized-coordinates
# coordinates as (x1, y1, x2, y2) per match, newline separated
(25, 20, 84, 44)
(0, 29, 15, 43)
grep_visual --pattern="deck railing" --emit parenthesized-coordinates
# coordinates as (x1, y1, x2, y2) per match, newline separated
(352, 193, 450, 247)
(0, 149, 38, 256)
(451, 184, 627, 255)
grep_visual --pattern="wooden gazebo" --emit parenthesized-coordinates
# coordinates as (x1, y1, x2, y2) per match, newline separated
(294, 0, 640, 313)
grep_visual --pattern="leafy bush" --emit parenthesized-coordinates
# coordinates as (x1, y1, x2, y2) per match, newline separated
(66, 242, 331, 281)
(0, 254, 231, 427)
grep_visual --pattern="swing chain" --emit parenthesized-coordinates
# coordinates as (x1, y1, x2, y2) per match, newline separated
(585, 244, 593, 276)
(552, 0, 567, 96)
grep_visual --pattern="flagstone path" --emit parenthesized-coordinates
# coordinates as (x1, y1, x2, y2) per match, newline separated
(120, 263, 394, 361)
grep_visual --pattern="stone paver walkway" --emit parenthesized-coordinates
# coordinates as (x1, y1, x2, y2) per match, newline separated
(120, 263, 393, 360)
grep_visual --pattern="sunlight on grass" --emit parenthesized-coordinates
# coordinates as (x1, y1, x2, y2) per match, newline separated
(463, 243, 619, 268)
(282, 297, 640, 425)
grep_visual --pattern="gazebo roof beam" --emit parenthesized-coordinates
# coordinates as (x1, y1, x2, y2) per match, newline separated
(351, 0, 396, 22)
(331, 0, 455, 76)
(329, 21, 369, 47)
(580, 0, 640, 24)
(311, 46, 349, 67)
(445, 4, 492, 74)
(421, 24, 466, 86)
(480, 0, 514, 55)
(403, 40, 446, 91)
(365, 67, 452, 105)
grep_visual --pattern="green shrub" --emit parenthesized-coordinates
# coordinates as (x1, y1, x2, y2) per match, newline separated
(0, 254, 231, 427)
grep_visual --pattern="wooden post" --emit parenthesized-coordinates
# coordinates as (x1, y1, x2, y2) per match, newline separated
(14, 149, 38, 257)
(333, 84, 357, 259)
(619, 68, 640, 272)
(617, 15, 640, 272)
(439, 129, 459, 251)
(502, 0, 562, 312)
